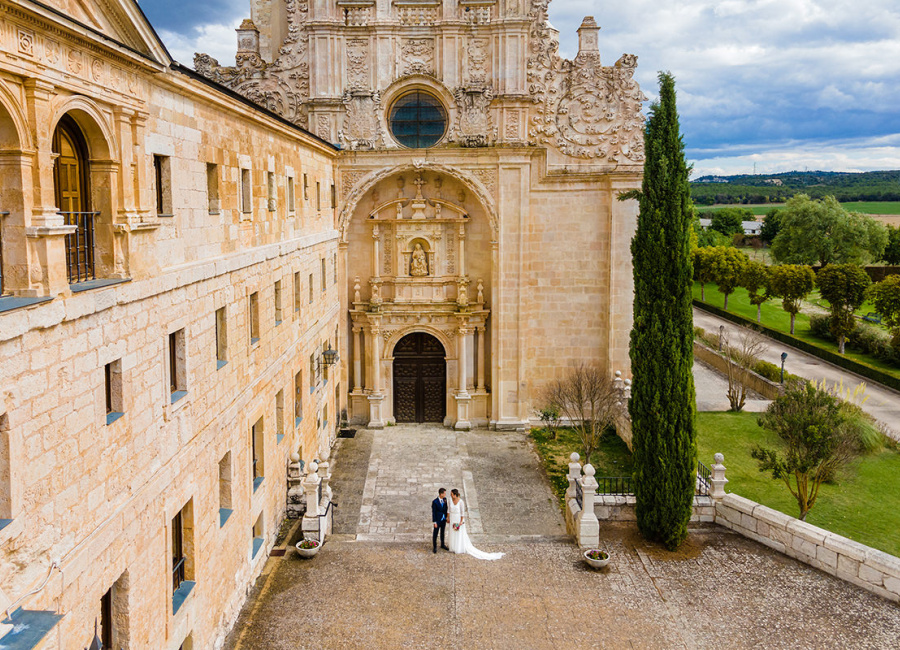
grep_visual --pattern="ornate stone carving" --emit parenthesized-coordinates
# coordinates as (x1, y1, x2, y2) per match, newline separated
(527, 10, 646, 162)
(67, 49, 83, 75)
(470, 167, 497, 197)
(316, 114, 331, 140)
(400, 39, 434, 76)
(91, 58, 104, 83)
(43, 39, 60, 65)
(354, 277, 361, 303)
(410, 243, 429, 276)
(446, 229, 456, 274)
(17, 29, 34, 57)
(346, 38, 369, 91)
(476, 279, 484, 303)
(397, 4, 440, 25)
(194, 0, 310, 127)
(383, 224, 393, 274)
(454, 87, 495, 148)
(341, 170, 367, 202)
(466, 38, 488, 84)
(505, 111, 520, 141)
(339, 91, 382, 150)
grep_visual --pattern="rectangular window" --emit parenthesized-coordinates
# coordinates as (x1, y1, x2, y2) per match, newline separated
(251, 418, 264, 491)
(153, 155, 172, 216)
(331, 183, 336, 209)
(287, 176, 295, 213)
(294, 371, 303, 426)
(267, 171, 276, 212)
(171, 499, 194, 614)
(275, 389, 285, 444)
(249, 292, 260, 345)
(215, 307, 227, 369)
(99, 573, 128, 649)
(303, 173, 309, 200)
(321, 259, 326, 292)
(308, 273, 313, 304)
(105, 359, 123, 424)
(218, 452, 233, 527)
(293, 271, 301, 312)
(310, 352, 319, 389)
(169, 329, 186, 403)
(241, 169, 252, 214)
(206, 163, 220, 213)
(333, 253, 338, 285)
(274, 280, 283, 325)
(251, 512, 264, 558)
(316, 181, 321, 211)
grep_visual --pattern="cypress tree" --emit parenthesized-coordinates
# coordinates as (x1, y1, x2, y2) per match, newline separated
(627, 72, 697, 550)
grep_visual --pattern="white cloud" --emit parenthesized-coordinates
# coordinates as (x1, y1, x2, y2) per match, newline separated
(159, 22, 240, 66)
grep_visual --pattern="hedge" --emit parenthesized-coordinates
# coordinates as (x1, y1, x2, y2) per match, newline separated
(693, 301, 900, 393)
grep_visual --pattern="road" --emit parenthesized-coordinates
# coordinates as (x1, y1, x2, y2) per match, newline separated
(693, 306, 900, 440)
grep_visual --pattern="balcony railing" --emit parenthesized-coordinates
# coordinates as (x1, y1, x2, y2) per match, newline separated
(60, 211, 98, 284)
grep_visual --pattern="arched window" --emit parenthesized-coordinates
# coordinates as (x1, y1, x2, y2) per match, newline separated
(52, 116, 95, 283)
(388, 90, 447, 149)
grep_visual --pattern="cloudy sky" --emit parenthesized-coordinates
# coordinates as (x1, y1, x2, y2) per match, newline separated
(141, 0, 900, 177)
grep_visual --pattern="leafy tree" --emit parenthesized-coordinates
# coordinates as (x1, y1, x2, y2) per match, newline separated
(752, 383, 862, 521)
(625, 72, 696, 551)
(759, 208, 781, 244)
(770, 194, 888, 266)
(709, 246, 749, 310)
(692, 246, 716, 301)
(742, 260, 771, 323)
(816, 264, 871, 354)
(867, 275, 900, 347)
(543, 365, 619, 464)
(882, 225, 900, 265)
(710, 207, 750, 236)
(768, 264, 816, 334)
(696, 227, 732, 248)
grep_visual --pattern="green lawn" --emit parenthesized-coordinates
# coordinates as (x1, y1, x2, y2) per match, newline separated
(530, 426, 633, 507)
(697, 201, 900, 216)
(698, 412, 900, 557)
(693, 282, 900, 379)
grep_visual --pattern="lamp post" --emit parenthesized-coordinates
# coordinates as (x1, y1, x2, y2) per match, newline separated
(780, 351, 788, 384)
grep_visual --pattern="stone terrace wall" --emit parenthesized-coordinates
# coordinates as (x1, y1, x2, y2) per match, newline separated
(717, 494, 900, 603)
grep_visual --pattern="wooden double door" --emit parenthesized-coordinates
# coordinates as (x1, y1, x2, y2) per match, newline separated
(393, 332, 446, 423)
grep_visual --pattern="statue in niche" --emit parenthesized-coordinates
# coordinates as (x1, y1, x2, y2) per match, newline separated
(410, 243, 429, 276)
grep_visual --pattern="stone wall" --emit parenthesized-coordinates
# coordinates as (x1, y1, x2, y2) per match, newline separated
(693, 341, 784, 400)
(716, 493, 900, 603)
(0, 5, 341, 647)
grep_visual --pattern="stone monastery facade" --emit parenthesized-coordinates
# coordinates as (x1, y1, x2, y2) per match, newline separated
(0, 0, 643, 646)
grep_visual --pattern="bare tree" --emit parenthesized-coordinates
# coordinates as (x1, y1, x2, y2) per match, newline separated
(722, 328, 768, 412)
(543, 364, 620, 465)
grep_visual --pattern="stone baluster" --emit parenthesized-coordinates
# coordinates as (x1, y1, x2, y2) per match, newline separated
(576, 464, 600, 547)
(286, 452, 305, 518)
(710, 453, 728, 500)
(566, 452, 582, 502)
(372, 224, 380, 277)
(301, 460, 322, 541)
(319, 460, 332, 502)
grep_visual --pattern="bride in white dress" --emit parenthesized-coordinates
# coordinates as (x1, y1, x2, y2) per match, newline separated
(446, 489, 504, 560)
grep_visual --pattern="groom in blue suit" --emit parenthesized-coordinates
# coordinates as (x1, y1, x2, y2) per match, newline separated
(432, 488, 449, 553)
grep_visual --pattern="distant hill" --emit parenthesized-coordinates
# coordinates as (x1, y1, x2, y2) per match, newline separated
(690, 170, 900, 205)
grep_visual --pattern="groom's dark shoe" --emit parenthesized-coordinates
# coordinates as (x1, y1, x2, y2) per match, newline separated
(433, 547, 437, 554)
(441, 545, 449, 551)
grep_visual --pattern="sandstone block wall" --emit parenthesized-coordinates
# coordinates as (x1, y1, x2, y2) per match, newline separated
(716, 493, 900, 603)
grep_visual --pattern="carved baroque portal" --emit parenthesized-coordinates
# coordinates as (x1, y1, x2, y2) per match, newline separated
(193, 1, 645, 161)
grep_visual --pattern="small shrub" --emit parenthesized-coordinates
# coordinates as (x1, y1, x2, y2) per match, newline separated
(809, 313, 833, 340)
(752, 360, 780, 382)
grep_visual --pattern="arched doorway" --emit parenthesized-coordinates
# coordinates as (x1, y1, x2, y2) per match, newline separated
(52, 115, 94, 283)
(393, 332, 446, 423)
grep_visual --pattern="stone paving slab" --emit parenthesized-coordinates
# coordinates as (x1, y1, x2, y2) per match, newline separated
(225, 523, 900, 650)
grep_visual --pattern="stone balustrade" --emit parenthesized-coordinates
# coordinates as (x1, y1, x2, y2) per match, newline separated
(563, 450, 900, 603)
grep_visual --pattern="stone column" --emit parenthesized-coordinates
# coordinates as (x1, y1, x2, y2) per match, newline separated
(455, 325, 472, 430)
(372, 223, 380, 277)
(575, 464, 600, 547)
(476, 326, 485, 390)
(710, 453, 728, 500)
(301, 460, 322, 540)
(353, 326, 363, 391)
(458, 222, 466, 276)
(368, 325, 385, 428)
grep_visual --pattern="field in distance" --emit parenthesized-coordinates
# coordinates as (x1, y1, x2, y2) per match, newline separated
(698, 201, 900, 217)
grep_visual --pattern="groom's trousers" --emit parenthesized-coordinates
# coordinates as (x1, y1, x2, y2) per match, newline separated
(433, 521, 446, 550)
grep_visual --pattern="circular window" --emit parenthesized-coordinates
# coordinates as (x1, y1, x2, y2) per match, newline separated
(389, 90, 447, 149)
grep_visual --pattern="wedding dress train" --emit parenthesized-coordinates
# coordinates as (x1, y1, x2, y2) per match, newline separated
(447, 499, 504, 561)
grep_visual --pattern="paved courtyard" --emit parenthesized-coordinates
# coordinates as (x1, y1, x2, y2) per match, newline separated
(225, 425, 900, 649)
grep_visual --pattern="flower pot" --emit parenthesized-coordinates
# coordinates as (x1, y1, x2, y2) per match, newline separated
(583, 549, 610, 569)
(295, 541, 321, 558)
